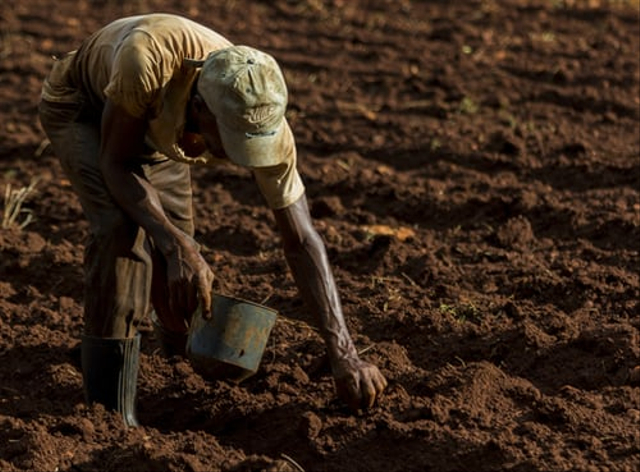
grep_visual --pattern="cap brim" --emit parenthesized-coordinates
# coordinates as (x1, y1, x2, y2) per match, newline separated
(216, 118, 287, 168)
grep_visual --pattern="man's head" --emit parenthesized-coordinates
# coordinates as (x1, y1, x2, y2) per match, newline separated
(189, 45, 288, 168)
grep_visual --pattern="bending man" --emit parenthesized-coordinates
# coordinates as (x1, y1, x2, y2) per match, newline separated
(39, 13, 386, 427)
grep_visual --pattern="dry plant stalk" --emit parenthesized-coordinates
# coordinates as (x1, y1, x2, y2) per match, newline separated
(280, 454, 306, 472)
(2, 178, 38, 230)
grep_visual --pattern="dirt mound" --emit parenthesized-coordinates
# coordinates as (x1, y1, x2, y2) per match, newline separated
(1, 1, 639, 471)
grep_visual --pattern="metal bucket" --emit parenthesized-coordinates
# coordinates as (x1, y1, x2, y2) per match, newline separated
(186, 294, 277, 383)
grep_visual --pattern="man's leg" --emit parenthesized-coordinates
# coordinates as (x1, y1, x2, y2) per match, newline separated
(39, 99, 149, 427)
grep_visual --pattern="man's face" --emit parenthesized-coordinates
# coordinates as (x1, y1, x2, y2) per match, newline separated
(195, 98, 229, 160)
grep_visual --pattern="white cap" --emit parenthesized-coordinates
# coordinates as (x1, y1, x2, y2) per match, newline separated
(193, 45, 288, 168)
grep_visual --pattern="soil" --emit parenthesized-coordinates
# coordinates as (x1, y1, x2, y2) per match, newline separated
(1, 1, 639, 471)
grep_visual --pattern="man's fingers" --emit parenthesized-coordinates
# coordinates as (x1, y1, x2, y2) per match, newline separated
(361, 380, 376, 409)
(366, 371, 388, 409)
(367, 367, 387, 393)
(198, 272, 213, 319)
(361, 369, 386, 409)
(374, 371, 388, 393)
(200, 291, 212, 319)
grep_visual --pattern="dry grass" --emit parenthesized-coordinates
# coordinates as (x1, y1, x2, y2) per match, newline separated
(2, 178, 39, 230)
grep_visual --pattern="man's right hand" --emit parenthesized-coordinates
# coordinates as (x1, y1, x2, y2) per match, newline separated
(165, 236, 214, 320)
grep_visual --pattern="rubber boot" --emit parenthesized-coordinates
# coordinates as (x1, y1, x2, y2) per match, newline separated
(81, 333, 141, 428)
(150, 311, 188, 357)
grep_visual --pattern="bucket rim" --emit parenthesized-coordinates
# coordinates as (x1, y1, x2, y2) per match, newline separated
(211, 292, 278, 316)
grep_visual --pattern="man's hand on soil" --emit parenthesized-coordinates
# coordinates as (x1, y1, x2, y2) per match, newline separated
(332, 357, 388, 412)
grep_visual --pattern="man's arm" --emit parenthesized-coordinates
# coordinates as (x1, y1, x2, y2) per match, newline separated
(99, 100, 213, 317)
(272, 194, 387, 410)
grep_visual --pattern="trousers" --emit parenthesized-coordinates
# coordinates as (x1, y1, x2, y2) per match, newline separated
(39, 98, 195, 339)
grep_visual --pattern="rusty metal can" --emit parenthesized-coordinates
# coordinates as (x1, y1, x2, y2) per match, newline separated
(186, 293, 277, 383)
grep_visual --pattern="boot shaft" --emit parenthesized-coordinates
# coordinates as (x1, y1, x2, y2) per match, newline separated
(81, 333, 141, 427)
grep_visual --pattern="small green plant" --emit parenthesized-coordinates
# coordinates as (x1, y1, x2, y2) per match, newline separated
(439, 301, 482, 323)
(2, 178, 38, 230)
(458, 96, 479, 115)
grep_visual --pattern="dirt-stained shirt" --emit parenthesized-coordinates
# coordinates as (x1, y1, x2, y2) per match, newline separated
(41, 13, 304, 209)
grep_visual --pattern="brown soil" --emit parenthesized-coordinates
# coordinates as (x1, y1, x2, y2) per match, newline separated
(1, 1, 639, 471)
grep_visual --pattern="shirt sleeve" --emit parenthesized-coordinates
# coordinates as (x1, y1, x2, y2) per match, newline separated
(103, 32, 166, 118)
(252, 122, 306, 209)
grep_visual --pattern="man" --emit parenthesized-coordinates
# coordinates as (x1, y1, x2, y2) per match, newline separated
(38, 13, 387, 427)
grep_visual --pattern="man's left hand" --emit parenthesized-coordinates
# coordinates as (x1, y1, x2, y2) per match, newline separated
(332, 357, 388, 412)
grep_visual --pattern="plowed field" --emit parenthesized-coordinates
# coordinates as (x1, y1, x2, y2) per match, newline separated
(1, 1, 639, 471)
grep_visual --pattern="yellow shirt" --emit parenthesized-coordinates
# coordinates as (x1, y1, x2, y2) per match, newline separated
(41, 13, 304, 209)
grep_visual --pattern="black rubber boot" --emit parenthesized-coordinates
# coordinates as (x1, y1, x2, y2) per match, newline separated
(150, 311, 188, 357)
(81, 333, 141, 428)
